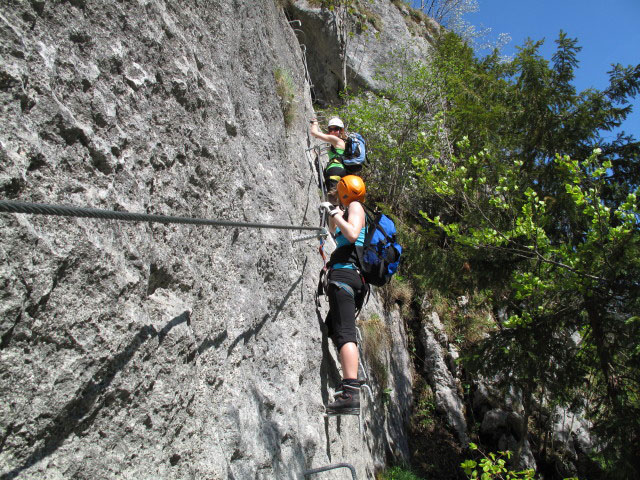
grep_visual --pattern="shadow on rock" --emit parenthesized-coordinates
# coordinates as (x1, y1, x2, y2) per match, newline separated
(227, 258, 307, 357)
(1, 311, 190, 480)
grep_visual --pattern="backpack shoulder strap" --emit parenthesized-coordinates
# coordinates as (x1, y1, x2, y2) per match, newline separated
(362, 205, 393, 243)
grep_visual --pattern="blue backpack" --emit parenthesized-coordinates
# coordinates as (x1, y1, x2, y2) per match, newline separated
(342, 133, 367, 167)
(357, 209, 402, 287)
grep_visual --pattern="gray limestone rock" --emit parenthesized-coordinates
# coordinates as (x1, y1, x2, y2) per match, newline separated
(480, 409, 536, 471)
(551, 406, 593, 459)
(286, 0, 438, 105)
(419, 320, 468, 445)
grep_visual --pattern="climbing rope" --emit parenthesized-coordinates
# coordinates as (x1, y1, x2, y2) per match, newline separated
(0, 200, 328, 236)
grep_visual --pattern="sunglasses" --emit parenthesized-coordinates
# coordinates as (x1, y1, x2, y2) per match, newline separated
(328, 126, 342, 132)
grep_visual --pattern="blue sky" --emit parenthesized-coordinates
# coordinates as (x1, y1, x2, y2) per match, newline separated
(414, 0, 640, 140)
(466, 0, 640, 139)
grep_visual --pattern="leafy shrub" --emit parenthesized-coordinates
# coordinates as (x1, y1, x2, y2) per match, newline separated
(411, 379, 436, 431)
(461, 443, 580, 480)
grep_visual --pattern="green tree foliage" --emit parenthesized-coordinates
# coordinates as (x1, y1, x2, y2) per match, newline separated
(335, 30, 640, 478)
(338, 52, 447, 210)
(460, 444, 579, 480)
(420, 33, 640, 477)
(421, 142, 640, 475)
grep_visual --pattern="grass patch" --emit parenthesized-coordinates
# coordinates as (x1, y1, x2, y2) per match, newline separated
(377, 466, 424, 480)
(353, 6, 383, 33)
(359, 313, 391, 389)
(381, 274, 414, 316)
(424, 290, 454, 320)
(274, 67, 297, 127)
(390, 0, 440, 40)
(422, 290, 496, 349)
(364, 9, 383, 32)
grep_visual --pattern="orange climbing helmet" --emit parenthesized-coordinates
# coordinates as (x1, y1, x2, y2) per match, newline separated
(337, 175, 366, 205)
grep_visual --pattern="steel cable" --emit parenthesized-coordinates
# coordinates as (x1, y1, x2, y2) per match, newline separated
(0, 200, 327, 234)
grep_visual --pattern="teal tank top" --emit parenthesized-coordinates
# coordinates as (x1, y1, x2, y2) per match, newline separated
(333, 224, 366, 270)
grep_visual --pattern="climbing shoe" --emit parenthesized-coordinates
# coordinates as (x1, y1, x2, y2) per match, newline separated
(326, 380, 360, 415)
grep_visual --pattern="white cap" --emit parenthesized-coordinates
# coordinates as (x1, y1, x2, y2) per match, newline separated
(327, 117, 344, 129)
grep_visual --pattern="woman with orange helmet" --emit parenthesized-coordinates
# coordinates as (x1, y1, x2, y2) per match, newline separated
(319, 174, 367, 415)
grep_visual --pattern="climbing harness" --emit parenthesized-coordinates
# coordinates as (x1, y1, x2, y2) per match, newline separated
(315, 264, 369, 318)
(318, 236, 328, 263)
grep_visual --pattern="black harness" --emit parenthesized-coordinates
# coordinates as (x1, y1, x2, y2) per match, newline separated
(315, 207, 370, 315)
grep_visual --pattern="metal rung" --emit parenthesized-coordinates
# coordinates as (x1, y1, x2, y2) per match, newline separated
(325, 410, 363, 433)
(303, 463, 357, 479)
(324, 411, 359, 417)
(360, 383, 373, 399)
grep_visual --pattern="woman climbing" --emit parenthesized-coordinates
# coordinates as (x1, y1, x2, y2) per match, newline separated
(309, 117, 348, 200)
(319, 175, 367, 415)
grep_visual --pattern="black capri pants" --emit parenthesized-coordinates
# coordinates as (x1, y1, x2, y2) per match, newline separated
(325, 267, 364, 350)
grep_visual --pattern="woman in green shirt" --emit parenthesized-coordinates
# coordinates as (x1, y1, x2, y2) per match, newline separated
(310, 117, 348, 199)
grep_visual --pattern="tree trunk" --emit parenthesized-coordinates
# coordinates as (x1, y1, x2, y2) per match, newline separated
(586, 298, 619, 408)
(336, 6, 349, 92)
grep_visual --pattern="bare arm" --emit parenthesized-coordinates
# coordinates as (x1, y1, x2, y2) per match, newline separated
(329, 201, 365, 243)
(310, 119, 346, 150)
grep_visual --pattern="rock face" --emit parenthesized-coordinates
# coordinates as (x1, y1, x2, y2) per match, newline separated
(480, 409, 536, 470)
(551, 407, 592, 459)
(286, 0, 438, 105)
(419, 311, 468, 446)
(0, 1, 413, 478)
